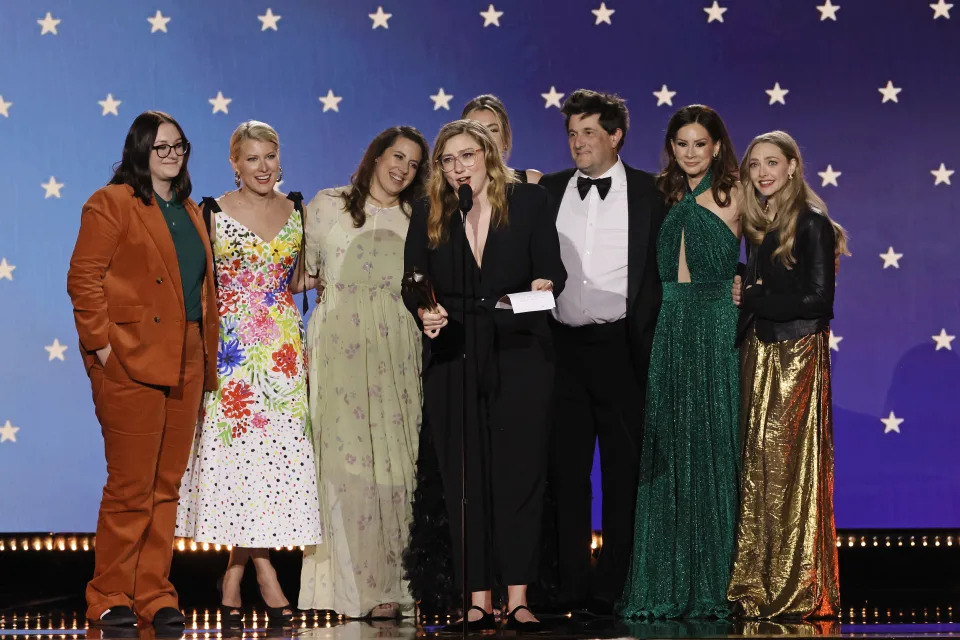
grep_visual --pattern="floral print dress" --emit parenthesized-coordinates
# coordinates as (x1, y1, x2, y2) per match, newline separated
(297, 187, 422, 617)
(176, 196, 322, 548)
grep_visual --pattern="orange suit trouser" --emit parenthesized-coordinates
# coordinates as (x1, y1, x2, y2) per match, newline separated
(85, 323, 204, 622)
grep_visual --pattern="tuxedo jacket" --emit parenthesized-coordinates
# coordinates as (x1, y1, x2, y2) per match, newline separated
(403, 183, 567, 361)
(538, 163, 668, 379)
(67, 183, 219, 389)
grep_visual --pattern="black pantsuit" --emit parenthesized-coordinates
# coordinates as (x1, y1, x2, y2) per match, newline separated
(404, 184, 566, 591)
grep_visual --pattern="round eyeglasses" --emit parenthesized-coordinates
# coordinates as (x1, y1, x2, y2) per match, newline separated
(152, 141, 190, 158)
(438, 148, 483, 173)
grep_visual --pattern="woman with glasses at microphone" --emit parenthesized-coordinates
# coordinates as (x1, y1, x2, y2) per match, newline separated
(403, 119, 565, 630)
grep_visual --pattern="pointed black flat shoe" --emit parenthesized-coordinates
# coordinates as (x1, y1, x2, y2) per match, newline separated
(441, 606, 496, 632)
(504, 605, 544, 632)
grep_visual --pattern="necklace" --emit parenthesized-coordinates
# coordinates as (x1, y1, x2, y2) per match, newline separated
(366, 195, 398, 210)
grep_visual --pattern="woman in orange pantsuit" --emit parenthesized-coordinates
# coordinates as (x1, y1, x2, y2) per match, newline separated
(67, 111, 219, 629)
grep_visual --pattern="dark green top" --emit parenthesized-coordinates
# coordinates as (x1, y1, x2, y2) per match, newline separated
(155, 191, 206, 321)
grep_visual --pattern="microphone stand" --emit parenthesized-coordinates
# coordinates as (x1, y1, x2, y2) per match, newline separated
(456, 186, 472, 638)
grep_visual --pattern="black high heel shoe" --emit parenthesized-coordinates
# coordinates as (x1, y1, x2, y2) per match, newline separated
(216, 575, 244, 629)
(441, 606, 496, 633)
(505, 605, 543, 632)
(263, 604, 294, 628)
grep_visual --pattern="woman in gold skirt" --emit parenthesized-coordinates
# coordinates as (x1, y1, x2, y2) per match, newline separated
(728, 131, 849, 619)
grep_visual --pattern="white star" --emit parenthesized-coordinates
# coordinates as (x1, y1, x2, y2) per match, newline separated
(208, 91, 232, 114)
(704, 1, 727, 23)
(98, 93, 121, 116)
(37, 12, 61, 35)
(480, 4, 503, 27)
(42, 176, 64, 199)
(258, 8, 281, 31)
(430, 88, 453, 111)
(931, 163, 954, 186)
(369, 6, 392, 29)
(933, 329, 956, 351)
(318, 90, 342, 113)
(541, 86, 564, 109)
(147, 10, 171, 33)
(879, 246, 903, 269)
(765, 82, 789, 105)
(878, 80, 902, 103)
(829, 330, 843, 352)
(0, 96, 11, 118)
(45, 338, 68, 362)
(653, 84, 677, 107)
(817, 0, 840, 20)
(818, 165, 842, 187)
(592, 2, 615, 25)
(0, 420, 19, 443)
(0, 258, 15, 281)
(881, 411, 903, 434)
(931, 0, 953, 19)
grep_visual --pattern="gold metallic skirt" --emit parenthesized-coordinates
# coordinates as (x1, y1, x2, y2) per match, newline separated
(727, 329, 840, 619)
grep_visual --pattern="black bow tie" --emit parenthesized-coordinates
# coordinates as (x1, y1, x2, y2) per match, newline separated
(577, 176, 612, 200)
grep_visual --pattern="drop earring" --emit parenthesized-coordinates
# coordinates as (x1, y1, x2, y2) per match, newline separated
(278, 166, 284, 183)
(234, 170, 241, 188)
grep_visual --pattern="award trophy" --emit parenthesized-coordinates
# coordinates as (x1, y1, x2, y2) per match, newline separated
(401, 267, 438, 312)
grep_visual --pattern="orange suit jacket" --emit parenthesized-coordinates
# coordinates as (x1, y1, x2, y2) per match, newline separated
(67, 184, 219, 390)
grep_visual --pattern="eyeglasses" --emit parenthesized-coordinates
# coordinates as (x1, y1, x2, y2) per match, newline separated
(438, 148, 483, 173)
(152, 141, 190, 158)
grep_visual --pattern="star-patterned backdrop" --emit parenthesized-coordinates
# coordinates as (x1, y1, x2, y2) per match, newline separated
(0, 0, 957, 532)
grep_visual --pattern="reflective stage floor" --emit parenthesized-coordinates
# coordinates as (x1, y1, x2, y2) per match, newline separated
(1, 606, 959, 639)
(3, 533, 958, 639)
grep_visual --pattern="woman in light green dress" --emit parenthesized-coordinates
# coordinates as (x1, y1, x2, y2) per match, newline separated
(298, 127, 430, 618)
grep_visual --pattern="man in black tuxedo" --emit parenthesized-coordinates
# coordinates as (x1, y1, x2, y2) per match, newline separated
(538, 89, 667, 615)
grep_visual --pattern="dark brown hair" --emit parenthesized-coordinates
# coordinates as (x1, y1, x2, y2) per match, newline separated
(109, 111, 192, 205)
(561, 89, 629, 151)
(657, 104, 738, 208)
(340, 126, 429, 227)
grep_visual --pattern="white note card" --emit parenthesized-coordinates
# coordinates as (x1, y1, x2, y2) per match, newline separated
(494, 290, 556, 313)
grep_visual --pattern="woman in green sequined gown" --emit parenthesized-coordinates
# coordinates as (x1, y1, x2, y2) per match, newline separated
(620, 106, 741, 619)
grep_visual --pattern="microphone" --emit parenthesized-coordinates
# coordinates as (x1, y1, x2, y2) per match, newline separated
(457, 183, 473, 214)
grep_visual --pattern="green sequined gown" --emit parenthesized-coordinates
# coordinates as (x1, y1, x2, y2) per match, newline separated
(619, 172, 740, 618)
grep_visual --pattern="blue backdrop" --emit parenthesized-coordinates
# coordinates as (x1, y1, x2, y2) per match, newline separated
(1, 0, 957, 531)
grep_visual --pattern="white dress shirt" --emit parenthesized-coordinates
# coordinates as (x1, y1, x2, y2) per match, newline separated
(553, 157, 630, 326)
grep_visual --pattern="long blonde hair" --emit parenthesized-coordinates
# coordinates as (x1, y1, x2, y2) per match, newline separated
(426, 120, 517, 249)
(740, 130, 849, 267)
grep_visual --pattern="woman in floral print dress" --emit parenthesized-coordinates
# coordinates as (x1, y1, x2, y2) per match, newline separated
(177, 121, 321, 627)
(298, 126, 429, 619)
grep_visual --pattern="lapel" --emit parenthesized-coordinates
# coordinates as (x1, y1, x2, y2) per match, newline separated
(624, 162, 653, 309)
(542, 169, 576, 221)
(185, 197, 215, 281)
(136, 195, 185, 313)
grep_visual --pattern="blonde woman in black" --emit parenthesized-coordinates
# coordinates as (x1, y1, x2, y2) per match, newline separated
(729, 130, 848, 619)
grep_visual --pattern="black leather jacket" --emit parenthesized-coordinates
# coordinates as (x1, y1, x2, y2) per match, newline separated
(736, 207, 836, 345)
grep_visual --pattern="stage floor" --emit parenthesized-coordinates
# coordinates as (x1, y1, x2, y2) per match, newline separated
(1, 608, 959, 639)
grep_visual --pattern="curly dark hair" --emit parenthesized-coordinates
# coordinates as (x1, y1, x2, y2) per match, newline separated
(340, 126, 430, 227)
